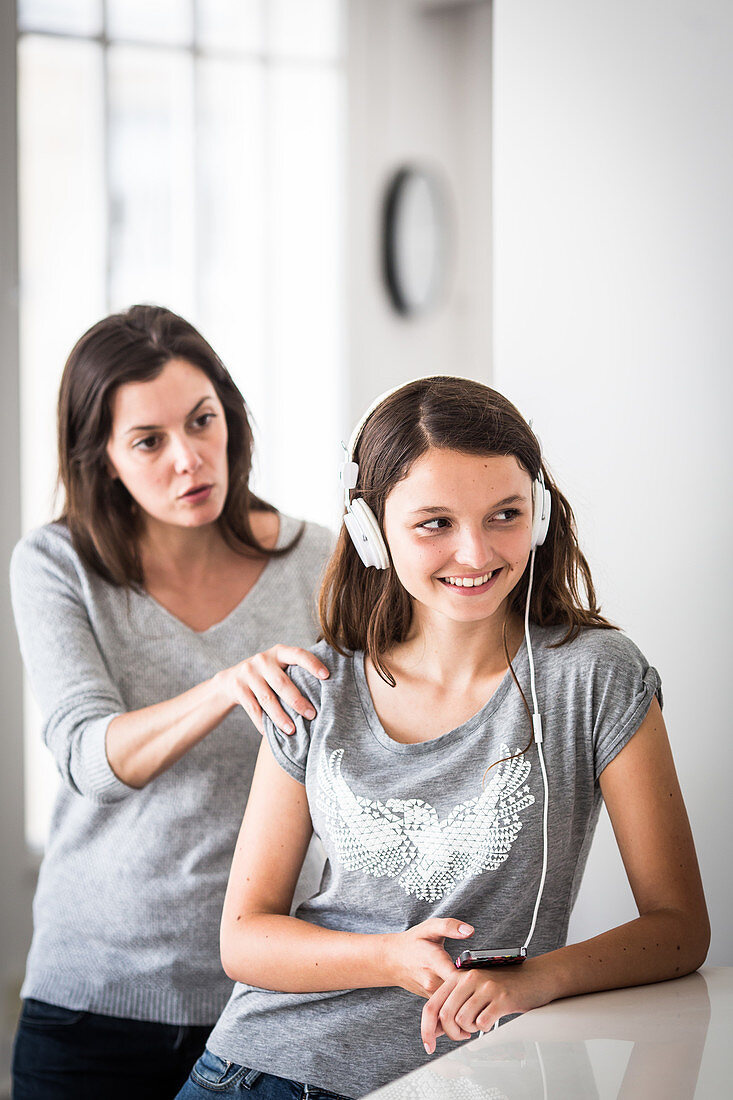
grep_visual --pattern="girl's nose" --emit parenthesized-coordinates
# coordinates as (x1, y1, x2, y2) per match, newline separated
(453, 527, 491, 568)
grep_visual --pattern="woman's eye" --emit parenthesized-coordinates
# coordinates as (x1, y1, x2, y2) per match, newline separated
(192, 411, 216, 430)
(133, 435, 160, 452)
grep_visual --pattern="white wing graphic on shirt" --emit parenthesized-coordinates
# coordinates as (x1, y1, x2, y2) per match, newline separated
(316, 745, 535, 902)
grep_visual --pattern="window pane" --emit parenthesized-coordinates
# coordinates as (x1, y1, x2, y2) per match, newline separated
(197, 0, 264, 55)
(263, 63, 344, 527)
(106, 0, 193, 46)
(18, 34, 106, 849)
(18, 0, 102, 36)
(107, 46, 196, 316)
(267, 0, 343, 60)
(195, 58, 267, 439)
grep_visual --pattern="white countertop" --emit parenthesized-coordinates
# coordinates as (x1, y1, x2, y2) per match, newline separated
(364, 967, 733, 1099)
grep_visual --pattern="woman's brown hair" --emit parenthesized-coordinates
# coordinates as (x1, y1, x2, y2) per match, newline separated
(57, 304, 301, 586)
(319, 376, 615, 685)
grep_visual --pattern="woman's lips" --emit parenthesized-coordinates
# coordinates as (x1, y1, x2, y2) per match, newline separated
(179, 484, 213, 503)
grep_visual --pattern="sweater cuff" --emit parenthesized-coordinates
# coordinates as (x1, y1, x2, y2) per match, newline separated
(74, 714, 134, 803)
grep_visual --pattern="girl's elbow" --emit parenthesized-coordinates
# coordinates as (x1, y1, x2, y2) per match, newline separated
(690, 912, 711, 972)
(220, 926, 241, 981)
(220, 917, 257, 983)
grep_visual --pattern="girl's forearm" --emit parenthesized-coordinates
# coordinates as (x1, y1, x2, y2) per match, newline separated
(106, 674, 237, 788)
(221, 913, 393, 992)
(537, 907, 710, 1003)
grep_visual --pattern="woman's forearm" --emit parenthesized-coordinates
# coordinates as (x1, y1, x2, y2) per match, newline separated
(220, 913, 391, 992)
(106, 674, 236, 788)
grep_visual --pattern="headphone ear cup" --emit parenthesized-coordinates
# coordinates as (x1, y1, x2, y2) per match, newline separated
(531, 479, 552, 548)
(343, 497, 390, 570)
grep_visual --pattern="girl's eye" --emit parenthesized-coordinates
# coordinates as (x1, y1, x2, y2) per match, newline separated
(419, 517, 451, 530)
(493, 508, 521, 522)
(133, 435, 160, 452)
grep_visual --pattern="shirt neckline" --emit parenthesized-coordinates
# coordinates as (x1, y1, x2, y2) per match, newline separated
(140, 512, 298, 637)
(351, 636, 530, 755)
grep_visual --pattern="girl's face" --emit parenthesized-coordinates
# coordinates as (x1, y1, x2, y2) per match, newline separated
(382, 448, 534, 627)
(106, 358, 229, 533)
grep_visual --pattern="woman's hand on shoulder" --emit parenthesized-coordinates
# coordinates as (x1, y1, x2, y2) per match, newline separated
(421, 959, 553, 1053)
(213, 645, 329, 735)
(381, 918, 475, 999)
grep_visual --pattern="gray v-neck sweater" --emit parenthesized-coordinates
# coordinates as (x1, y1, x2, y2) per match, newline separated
(10, 514, 332, 1024)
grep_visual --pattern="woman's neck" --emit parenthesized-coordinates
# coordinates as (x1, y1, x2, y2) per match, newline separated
(139, 520, 228, 588)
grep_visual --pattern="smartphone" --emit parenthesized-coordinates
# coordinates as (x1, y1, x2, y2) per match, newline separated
(455, 948, 527, 969)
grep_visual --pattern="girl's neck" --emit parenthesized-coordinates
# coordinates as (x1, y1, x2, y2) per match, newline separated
(389, 607, 525, 691)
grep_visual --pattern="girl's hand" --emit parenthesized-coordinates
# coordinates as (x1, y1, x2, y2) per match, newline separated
(214, 645, 329, 735)
(382, 919, 475, 999)
(421, 962, 552, 1053)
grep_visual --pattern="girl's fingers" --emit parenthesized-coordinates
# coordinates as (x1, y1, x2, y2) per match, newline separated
(421, 975, 458, 1052)
(453, 990, 494, 1036)
(475, 1004, 500, 1032)
(435, 984, 478, 1042)
(272, 646, 330, 681)
(420, 918, 474, 943)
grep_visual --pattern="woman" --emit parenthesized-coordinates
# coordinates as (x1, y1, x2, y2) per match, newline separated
(178, 377, 709, 1100)
(10, 305, 332, 1100)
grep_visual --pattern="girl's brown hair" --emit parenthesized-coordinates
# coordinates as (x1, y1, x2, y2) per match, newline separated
(57, 304, 301, 586)
(319, 376, 614, 684)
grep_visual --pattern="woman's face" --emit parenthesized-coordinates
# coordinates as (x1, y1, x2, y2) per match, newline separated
(106, 358, 229, 533)
(382, 448, 534, 627)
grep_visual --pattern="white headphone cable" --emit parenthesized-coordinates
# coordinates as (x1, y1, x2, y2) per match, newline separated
(484, 548, 550, 1039)
(522, 547, 550, 953)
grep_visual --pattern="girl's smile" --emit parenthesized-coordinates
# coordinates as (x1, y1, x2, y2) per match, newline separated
(437, 568, 503, 593)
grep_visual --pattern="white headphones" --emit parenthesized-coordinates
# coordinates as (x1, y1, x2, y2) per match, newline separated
(339, 380, 552, 569)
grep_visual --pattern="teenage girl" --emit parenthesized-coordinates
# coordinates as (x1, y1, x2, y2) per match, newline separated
(10, 305, 332, 1100)
(177, 377, 708, 1100)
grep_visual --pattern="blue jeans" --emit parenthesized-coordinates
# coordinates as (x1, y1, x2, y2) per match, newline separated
(12, 997, 211, 1099)
(176, 1047, 354, 1100)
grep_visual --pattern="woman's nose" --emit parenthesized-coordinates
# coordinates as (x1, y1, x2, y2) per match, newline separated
(172, 437, 203, 475)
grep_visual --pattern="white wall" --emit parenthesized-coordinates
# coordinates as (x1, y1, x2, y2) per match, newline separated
(0, 1, 29, 1093)
(493, 0, 733, 963)
(346, 0, 492, 424)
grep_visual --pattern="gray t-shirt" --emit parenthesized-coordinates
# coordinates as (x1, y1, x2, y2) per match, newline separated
(207, 627, 661, 1097)
(10, 514, 332, 1025)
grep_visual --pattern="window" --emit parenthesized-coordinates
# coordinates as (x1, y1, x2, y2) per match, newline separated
(17, 0, 345, 848)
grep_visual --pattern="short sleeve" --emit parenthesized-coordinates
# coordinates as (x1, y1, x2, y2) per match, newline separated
(588, 633, 663, 778)
(262, 661, 323, 785)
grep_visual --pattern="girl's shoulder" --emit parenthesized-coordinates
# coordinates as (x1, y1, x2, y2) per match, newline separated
(533, 624, 662, 748)
(535, 623, 653, 677)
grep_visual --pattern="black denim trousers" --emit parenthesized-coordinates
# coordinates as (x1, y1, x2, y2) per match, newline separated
(12, 997, 211, 1100)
